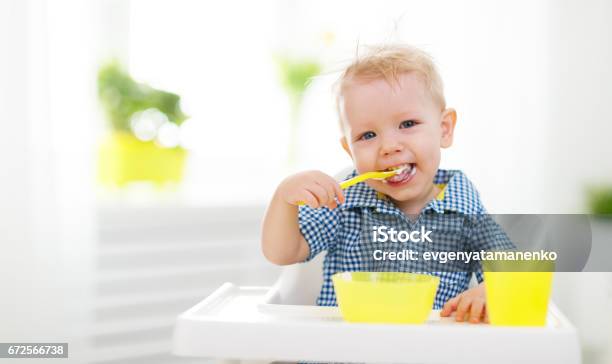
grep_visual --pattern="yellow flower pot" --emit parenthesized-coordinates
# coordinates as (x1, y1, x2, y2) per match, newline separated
(98, 132, 186, 187)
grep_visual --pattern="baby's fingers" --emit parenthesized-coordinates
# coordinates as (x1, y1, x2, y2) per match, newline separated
(454, 297, 472, 322)
(440, 295, 460, 317)
(330, 179, 345, 204)
(307, 183, 332, 208)
(315, 181, 337, 209)
(469, 298, 485, 323)
(318, 180, 344, 208)
(298, 190, 320, 208)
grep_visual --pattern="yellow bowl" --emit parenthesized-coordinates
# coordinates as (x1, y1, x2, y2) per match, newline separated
(483, 259, 554, 327)
(332, 272, 440, 324)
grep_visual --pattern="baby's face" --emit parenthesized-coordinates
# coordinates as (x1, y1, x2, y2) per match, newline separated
(340, 72, 456, 212)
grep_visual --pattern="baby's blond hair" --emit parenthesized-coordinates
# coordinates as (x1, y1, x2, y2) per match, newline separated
(335, 44, 446, 127)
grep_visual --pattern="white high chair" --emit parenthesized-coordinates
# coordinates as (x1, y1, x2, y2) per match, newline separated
(173, 211, 582, 363)
(269, 252, 325, 306)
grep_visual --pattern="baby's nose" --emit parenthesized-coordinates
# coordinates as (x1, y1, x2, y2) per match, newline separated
(380, 140, 403, 156)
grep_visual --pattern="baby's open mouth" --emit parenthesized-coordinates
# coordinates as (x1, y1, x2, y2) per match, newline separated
(383, 163, 416, 184)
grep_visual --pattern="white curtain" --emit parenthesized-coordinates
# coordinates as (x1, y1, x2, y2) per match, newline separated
(0, 0, 124, 361)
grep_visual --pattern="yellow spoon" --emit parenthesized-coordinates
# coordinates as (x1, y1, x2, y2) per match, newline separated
(339, 168, 406, 189)
(298, 166, 407, 206)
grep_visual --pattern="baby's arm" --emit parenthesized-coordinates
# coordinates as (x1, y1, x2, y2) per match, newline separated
(261, 171, 345, 265)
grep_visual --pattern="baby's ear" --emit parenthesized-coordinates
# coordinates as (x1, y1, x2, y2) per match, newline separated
(340, 137, 353, 159)
(440, 108, 457, 148)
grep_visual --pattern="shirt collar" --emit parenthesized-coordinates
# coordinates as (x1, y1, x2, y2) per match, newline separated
(339, 168, 483, 215)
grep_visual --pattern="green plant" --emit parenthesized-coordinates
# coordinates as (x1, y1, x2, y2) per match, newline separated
(97, 61, 188, 133)
(96, 62, 189, 186)
(276, 55, 322, 113)
(586, 186, 612, 215)
(274, 55, 321, 166)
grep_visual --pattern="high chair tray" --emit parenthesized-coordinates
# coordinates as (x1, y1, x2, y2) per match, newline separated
(173, 283, 581, 364)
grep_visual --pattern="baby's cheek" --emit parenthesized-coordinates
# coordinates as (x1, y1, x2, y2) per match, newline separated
(352, 161, 364, 174)
(418, 146, 441, 168)
(353, 154, 374, 173)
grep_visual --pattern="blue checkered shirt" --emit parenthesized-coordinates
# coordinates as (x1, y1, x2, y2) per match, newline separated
(298, 169, 515, 309)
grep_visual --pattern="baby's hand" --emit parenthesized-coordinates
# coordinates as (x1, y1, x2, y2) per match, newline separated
(277, 171, 345, 209)
(440, 282, 488, 324)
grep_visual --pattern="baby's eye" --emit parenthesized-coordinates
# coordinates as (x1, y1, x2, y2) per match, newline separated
(359, 131, 376, 141)
(400, 120, 416, 128)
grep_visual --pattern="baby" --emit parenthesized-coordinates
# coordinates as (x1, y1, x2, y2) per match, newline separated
(261, 44, 514, 323)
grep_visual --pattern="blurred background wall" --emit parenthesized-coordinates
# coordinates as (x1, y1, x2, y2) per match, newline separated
(1, 0, 611, 363)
